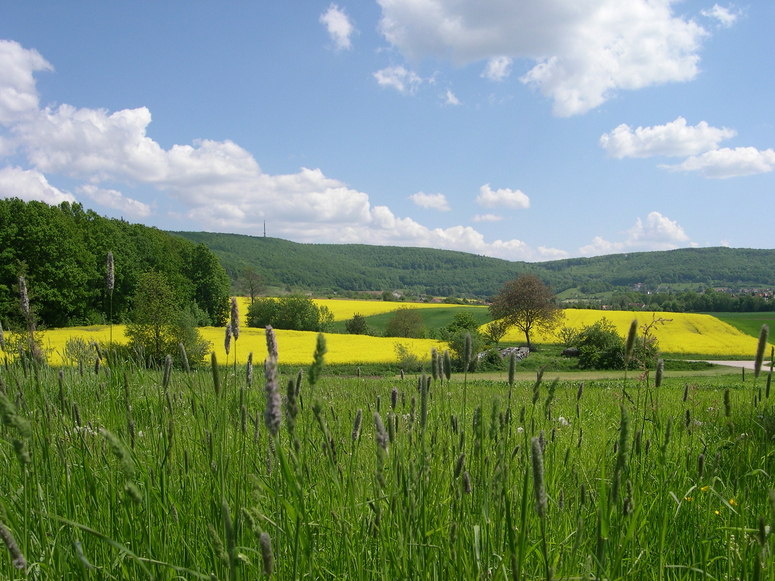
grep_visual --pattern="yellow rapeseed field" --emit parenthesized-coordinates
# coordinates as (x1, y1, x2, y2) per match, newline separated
(236, 296, 471, 322)
(11, 307, 769, 366)
(497, 309, 772, 356)
(27, 324, 444, 366)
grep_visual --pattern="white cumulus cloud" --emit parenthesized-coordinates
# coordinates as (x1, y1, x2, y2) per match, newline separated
(320, 4, 356, 50)
(579, 211, 691, 255)
(78, 184, 152, 218)
(409, 191, 450, 211)
(0, 39, 568, 262)
(701, 4, 740, 28)
(377, 0, 707, 116)
(0, 166, 75, 204)
(482, 56, 512, 81)
(660, 147, 775, 178)
(472, 213, 503, 222)
(373, 66, 422, 94)
(443, 89, 461, 105)
(476, 184, 530, 209)
(600, 117, 736, 158)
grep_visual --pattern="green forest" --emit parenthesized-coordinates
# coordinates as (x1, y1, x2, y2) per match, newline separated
(173, 231, 775, 299)
(0, 199, 230, 329)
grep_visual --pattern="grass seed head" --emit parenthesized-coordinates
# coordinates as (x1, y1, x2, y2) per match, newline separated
(655, 359, 664, 387)
(259, 532, 274, 575)
(178, 342, 190, 373)
(211, 352, 221, 397)
(724, 388, 731, 417)
(18, 275, 29, 316)
(374, 411, 388, 452)
(352, 408, 363, 442)
(754, 324, 769, 378)
(0, 320, 5, 351)
(230, 297, 240, 341)
(224, 323, 232, 356)
(531, 436, 547, 518)
(0, 520, 26, 570)
(265, 325, 278, 360)
(246, 352, 254, 386)
(264, 356, 281, 438)
(106, 251, 114, 293)
(625, 319, 638, 365)
(443, 349, 452, 380)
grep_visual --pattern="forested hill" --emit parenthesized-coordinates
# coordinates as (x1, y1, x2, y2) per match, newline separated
(171, 231, 775, 297)
(0, 199, 230, 328)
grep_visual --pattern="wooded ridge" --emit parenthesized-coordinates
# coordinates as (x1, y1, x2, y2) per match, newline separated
(171, 231, 775, 298)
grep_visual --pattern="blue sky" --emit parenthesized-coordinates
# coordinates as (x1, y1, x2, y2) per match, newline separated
(0, 1, 772, 261)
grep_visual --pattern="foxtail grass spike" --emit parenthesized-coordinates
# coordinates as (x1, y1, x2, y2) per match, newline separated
(308, 333, 327, 387)
(443, 349, 452, 381)
(0, 520, 26, 570)
(530, 436, 547, 518)
(259, 532, 274, 575)
(431, 348, 438, 381)
(179, 342, 190, 373)
(374, 411, 388, 452)
(754, 324, 769, 379)
(230, 297, 240, 341)
(18, 275, 29, 316)
(625, 319, 638, 366)
(163, 354, 172, 391)
(723, 388, 731, 417)
(106, 251, 114, 293)
(246, 352, 253, 387)
(264, 356, 281, 438)
(655, 359, 664, 387)
(224, 323, 232, 356)
(0, 320, 5, 351)
(265, 325, 278, 360)
(211, 352, 221, 397)
(352, 408, 362, 442)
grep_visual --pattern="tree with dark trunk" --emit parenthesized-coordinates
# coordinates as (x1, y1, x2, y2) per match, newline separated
(489, 274, 563, 349)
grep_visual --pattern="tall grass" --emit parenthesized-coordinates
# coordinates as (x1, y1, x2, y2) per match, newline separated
(0, 336, 773, 579)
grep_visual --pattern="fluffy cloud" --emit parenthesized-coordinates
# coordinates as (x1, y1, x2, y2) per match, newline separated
(482, 56, 512, 82)
(443, 89, 461, 105)
(472, 213, 502, 222)
(0, 39, 567, 262)
(78, 184, 152, 218)
(320, 4, 356, 50)
(660, 147, 775, 178)
(0, 40, 52, 125)
(701, 4, 740, 28)
(578, 211, 691, 255)
(377, 0, 707, 116)
(476, 184, 530, 209)
(600, 117, 736, 158)
(409, 191, 450, 211)
(373, 66, 422, 94)
(0, 166, 75, 204)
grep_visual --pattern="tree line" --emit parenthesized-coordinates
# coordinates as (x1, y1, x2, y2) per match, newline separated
(0, 199, 230, 330)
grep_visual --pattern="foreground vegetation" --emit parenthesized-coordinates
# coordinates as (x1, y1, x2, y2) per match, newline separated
(1, 329, 774, 579)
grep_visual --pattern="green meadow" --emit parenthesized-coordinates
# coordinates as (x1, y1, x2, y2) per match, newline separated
(1, 332, 774, 580)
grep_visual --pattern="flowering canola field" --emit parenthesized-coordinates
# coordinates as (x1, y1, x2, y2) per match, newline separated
(236, 297, 466, 322)
(18, 306, 771, 366)
(32, 324, 445, 366)
(499, 309, 772, 356)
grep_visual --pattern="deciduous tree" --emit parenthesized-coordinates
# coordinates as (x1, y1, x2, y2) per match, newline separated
(489, 274, 563, 349)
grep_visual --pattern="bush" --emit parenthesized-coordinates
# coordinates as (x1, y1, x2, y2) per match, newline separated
(478, 348, 507, 372)
(384, 307, 426, 338)
(574, 318, 625, 370)
(448, 330, 485, 372)
(394, 342, 426, 372)
(246, 295, 334, 332)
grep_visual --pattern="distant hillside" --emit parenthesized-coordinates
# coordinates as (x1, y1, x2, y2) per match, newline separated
(171, 231, 775, 298)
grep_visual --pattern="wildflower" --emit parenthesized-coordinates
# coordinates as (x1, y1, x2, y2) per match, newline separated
(729, 498, 737, 506)
(684, 496, 693, 502)
(714, 510, 720, 515)
(701, 485, 710, 492)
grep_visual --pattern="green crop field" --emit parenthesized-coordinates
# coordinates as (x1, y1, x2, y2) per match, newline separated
(712, 311, 775, 339)
(1, 330, 774, 580)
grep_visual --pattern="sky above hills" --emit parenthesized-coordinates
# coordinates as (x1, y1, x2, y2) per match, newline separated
(0, 1, 772, 261)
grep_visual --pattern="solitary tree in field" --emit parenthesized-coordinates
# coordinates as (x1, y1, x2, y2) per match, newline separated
(489, 274, 563, 350)
(240, 267, 266, 304)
